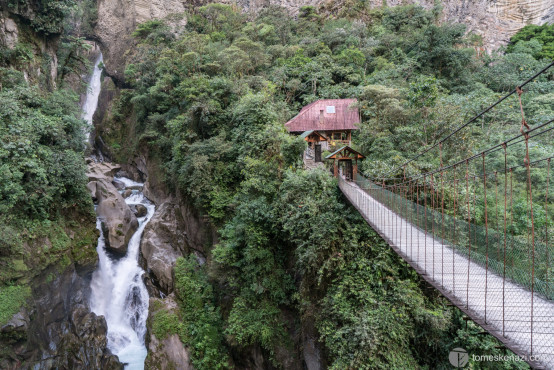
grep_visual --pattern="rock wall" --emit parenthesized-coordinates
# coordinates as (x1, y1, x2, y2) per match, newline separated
(95, 0, 188, 83)
(0, 9, 59, 88)
(420, 0, 554, 50)
(0, 261, 121, 370)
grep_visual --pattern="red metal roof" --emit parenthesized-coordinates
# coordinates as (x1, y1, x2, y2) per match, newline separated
(285, 99, 360, 133)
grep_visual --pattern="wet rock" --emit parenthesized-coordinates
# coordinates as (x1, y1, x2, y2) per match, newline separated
(1, 310, 28, 336)
(0, 265, 122, 369)
(112, 178, 126, 190)
(140, 203, 186, 294)
(122, 189, 133, 198)
(88, 158, 138, 255)
(86, 161, 121, 182)
(95, 177, 138, 255)
(135, 204, 147, 217)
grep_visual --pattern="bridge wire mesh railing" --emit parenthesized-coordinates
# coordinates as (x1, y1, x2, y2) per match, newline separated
(339, 172, 554, 367)
(338, 60, 554, 366)
(355, 175, 553, 302)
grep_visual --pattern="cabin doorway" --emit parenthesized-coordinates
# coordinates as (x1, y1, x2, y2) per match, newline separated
(344, 160, 353, 180)
(314, 144, 322, 162)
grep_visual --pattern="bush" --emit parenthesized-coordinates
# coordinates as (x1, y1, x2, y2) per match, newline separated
(0, 285, 30, 325)
(174, 256, 230, 369)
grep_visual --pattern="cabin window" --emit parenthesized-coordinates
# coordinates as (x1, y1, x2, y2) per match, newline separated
(332, 132, 345, 140)
(326, 106, 335, 113)
(319, 109, 324, 123)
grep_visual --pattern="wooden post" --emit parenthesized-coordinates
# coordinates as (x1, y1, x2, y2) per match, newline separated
(334, 160, 338, 177)
(354, 158, 358, 181)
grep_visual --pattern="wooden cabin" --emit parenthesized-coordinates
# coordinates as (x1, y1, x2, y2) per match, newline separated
(285, 99, 360, 150)
(325, 146, 365, 181)
(300, 130, 327, 162)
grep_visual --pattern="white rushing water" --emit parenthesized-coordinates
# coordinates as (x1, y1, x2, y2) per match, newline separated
(81, 52, 153, 369)
(82, 54, 103, 129)
(90, 188, 154, 369)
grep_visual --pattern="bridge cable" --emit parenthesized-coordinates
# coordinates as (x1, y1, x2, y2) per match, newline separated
(373, 60, 554, 181)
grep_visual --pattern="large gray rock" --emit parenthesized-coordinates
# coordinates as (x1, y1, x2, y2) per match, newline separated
(95, 178, 138, 255)
(87, 162, 137, 255)
(86, 161, 121, 182)
(0, 17, 19, 48)
(140, 203, 186, 293)
(135, 204, 147, 217)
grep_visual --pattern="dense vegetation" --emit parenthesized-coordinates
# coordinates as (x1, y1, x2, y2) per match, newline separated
(93, 3, 553, 368)
(0, 0, 95, 331)
(7, 0, 75, 35)
(507, 23, 554, 60)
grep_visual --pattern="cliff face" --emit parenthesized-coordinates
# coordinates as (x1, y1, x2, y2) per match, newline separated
(416, 0, 554, 50)
(0, 8, 59, 88)
(1, 263, 122, 370)
(95, 0, 188, 83)
(94, 0, 553, 83)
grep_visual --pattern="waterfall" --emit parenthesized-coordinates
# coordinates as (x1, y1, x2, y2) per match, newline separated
(82, 54, 103, 133)
(82, 52, 153, 369)
(90, 185, 154, 369)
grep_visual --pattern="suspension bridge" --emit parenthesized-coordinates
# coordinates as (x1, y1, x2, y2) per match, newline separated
(337, 61, 554, 369)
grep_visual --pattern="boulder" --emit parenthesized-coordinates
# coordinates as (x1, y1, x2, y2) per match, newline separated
(86, 162, 121, 182)
(135, 204, 147, 217)
(95, 178, 138, 255)
(112, 178, 126, 190)
(140, 203, 185, 293)
(87, 162, 137, 254)
(122, 189, 133, 198)
(87, 181, 98, 202)
(1, 309, 28, 336)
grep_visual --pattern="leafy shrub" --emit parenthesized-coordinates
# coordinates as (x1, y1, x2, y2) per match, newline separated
(7, 0, 76, 35)
(174, 256, 230, 369)
(508, 24, 554, 60)
(0, 285, 30, 325)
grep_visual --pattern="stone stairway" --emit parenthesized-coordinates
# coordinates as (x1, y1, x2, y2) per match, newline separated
(303, 150, 324, 170)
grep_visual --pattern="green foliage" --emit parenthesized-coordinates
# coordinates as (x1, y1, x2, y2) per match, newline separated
(173, 256, 230, 369)
(0, 62, 92, 288)
(7, 0, 76, 35)
(102, 4, 549, 367)
(65, 0, 97, 37)
(57, 36, 92, 82)
(508, 24, 554, 60)
(151, 308, 182, 339)
(132, 20, 173, 44)
(0, 84, 89, 220)
(278, 170, 454, 368)
(0, 285, 30, 325)
(450, 310, 529, 369)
